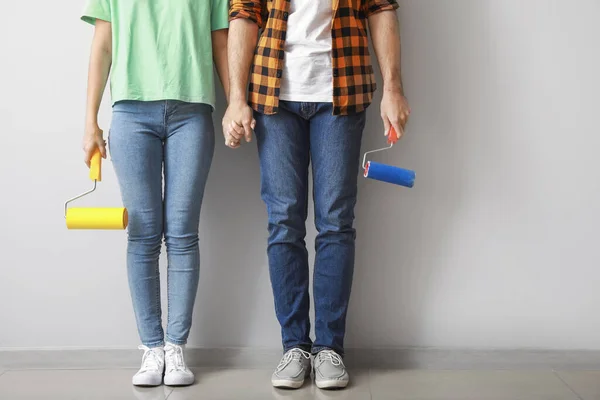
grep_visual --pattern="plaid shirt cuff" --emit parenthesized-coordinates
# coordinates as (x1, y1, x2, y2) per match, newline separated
(364, 0, 399, 17)
(230, 0, 265, 28)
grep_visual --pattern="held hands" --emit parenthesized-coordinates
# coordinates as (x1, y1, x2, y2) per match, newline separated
(83, 123, 107, 167)
(221, 92, 409, 146)
(380, 89, 410, 139)
(222, 101, 256, 149)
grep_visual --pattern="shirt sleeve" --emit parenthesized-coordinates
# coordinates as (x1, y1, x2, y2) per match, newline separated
(229, 0, 265, 29)
(81, 0, 111, 25)
(211, 0, 230, 31)
(363, 0, 399, 17)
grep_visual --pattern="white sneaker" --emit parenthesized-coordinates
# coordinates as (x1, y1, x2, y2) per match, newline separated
(132, 345, 165, 387)
(164, 343, 195, 386)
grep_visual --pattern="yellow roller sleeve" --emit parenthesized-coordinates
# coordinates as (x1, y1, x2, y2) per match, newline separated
(66, 208, 128, 230)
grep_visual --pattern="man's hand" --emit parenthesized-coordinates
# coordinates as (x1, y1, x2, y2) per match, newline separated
(380, 89, 410, 139)
(222, 100, 256, 149)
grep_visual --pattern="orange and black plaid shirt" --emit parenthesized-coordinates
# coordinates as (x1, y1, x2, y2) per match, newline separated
(230, 0, 399, 115)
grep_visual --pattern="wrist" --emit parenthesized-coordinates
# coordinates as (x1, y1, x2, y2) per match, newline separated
(382, 75, 404, 94)
(229, 87, 247, 105)
(229, 97, 247, 106)
(383, 83, 404, 96)
(85, 116, 99, 128)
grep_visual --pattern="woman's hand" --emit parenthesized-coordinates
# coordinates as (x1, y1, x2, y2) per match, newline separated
(83, 123, 107, 167)
(222, 111, 242, 149)
(222, 100, 256, 149)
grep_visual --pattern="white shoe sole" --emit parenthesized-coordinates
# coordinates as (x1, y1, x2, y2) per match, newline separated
(164, 376, 194, 387)
(132, 376, 163, 387)
(315, 379, 349, 389)
(272, 378, 305, 389)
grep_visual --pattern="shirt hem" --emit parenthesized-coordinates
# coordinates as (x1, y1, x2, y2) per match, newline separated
(81, 14, 111, 25)
(111, 94, 216, 110)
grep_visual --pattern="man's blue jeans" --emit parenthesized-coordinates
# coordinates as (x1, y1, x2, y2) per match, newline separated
(255, 101, 366, 355)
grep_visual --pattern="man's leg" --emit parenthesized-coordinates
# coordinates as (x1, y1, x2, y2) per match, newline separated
(310, 103, 366, 355)
(254, 101, 313, 353)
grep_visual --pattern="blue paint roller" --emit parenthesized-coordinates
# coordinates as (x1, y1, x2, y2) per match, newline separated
(362, 127, 416, 188)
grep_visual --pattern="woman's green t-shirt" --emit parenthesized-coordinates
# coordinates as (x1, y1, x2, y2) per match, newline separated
(82, 0, 229, 108)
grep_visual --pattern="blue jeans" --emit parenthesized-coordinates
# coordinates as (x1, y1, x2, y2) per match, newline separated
(255, 101, 366, 356)
(109, 100, 215, 347)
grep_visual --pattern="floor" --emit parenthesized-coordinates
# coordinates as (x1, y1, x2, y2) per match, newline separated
(0, 368, 599, 400)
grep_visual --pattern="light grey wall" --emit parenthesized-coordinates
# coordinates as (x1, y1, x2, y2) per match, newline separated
(1, 0, 599, 350)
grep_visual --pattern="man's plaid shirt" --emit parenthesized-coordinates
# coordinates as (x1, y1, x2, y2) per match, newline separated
(230, 0, 399, 115)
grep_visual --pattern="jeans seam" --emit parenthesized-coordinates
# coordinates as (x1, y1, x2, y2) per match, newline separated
(166, 255, 171, 341)
(163, 101, 168, 138)
(154, 251, 162, 341)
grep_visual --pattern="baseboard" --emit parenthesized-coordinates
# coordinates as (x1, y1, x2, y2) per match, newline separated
(2, 347, 600, 370)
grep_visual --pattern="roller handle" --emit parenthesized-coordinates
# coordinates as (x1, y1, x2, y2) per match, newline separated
(89, 149, 102, 182)
(387, 127, 399, 145)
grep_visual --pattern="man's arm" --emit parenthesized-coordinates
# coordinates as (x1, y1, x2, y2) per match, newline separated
(222, 16, 260, 146)
(228, 19, 259, 111)
(369, 10, 410, 139)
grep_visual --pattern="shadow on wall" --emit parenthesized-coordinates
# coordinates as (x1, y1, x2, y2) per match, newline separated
(190, 86, 279, 348)
(347, 1, 488, 348)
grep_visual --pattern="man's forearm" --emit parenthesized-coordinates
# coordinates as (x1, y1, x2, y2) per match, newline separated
(228, 18, 259, 103)
(369, 10, 404, 94)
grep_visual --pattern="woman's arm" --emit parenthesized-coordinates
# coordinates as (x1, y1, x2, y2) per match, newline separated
(83, 19, 112, 167)
(212, 29, 230, 103)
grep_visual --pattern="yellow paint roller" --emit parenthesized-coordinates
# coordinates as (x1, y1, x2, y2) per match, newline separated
(65, 149, 128, 230)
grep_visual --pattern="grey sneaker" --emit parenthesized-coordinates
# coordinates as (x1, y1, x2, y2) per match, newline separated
(271, 348, 312, 389)
(314, 350, 349, 389)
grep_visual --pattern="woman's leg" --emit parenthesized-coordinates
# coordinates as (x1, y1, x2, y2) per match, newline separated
(163, 101, 215, 345)
(110, 101, 166, 347)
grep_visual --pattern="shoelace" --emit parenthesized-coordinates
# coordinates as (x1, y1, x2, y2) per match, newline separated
(138, 345, 162, 373)
(318, 350, 344, 367)
(276, 348, 311, 372)
(165, 344, 188, 373)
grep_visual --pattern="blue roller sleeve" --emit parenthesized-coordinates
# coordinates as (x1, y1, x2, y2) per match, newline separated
(365, 161, 416, 188)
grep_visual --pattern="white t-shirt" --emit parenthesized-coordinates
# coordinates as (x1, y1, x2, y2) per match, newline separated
(279, 0, 333, 103)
